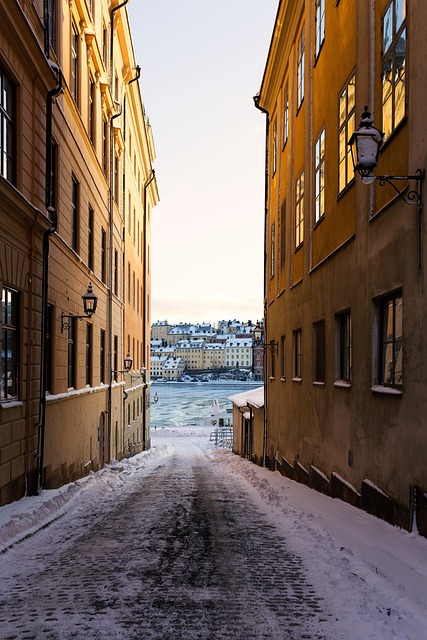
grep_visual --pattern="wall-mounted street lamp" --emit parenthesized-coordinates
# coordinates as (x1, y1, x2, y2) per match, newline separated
(61, 283, 98, 332)
(349, 106, 424, 207)
(253, 323, 278, 356)
(114, 352, 133, 378)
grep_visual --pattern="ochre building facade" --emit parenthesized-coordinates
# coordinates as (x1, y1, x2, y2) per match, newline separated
(255, 0, 427, 534)
(0, 0, 158, 506)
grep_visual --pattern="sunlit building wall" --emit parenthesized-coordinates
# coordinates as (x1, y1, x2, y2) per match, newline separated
(0, 0, 158, 505)
(255, 0, 427, 533)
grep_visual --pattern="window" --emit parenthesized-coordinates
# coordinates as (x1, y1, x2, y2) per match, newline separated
(88, 206, 94, 271)
(0, 65, 14, 182)
(314, 128, 325, 224)
(313, 320, 325, 383)
(336, 309, 352, 383)
(113, 335, 118, 382)
(47, 0, 57, 52)
(49, 140, 58, 214)
(382, 0, 406, 139)
(100, 329, 105, 384)
(1, 286, 19, 400)
(379, 292, 402, 387)
(338, 74, 356, 193)
(272, 117, 277, 174)
(71, 176, 79, 252)
(85, 323, 92, 386)
(297, 26, 305, 109)
(283, 84, 289, 146)
(67, 321, 76, 389)
(280, 335, 286, 380)
(127, 262, 131, 304)
(71, 21, 79, 106)
(114, 154, 119, 203)
(46, 304, 53, 394)
(89, 75, 95, 143)
(103, 120, 108, 176)
(280, 199, 286, 267)
(295, 171, 304, 248)
(128, 192, 132, 234)
(315, 0, 325, 58)
(102, 24, 108, 67)
(101, 228, 106, 283)
(114, 249, 118, 296)
(293, 328, 302, 379)
(271, 223, 275, 278)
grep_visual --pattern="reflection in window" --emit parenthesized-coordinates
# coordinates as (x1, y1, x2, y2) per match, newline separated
(380, 292, 402, 387)
(297, 26, 305, 108)
(0, 65, 14, 182)
(336, 309, 352, 383)
(338, 75, 356, 193)
(382, 0, 406, 139)
(314, 128, 325, 223)
(295, 171, 304, 248)
(315, 0, 325, 58)
(1, 287, 19, 400)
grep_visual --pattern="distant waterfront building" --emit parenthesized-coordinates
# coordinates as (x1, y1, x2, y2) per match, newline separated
(150, 320, 261, 377)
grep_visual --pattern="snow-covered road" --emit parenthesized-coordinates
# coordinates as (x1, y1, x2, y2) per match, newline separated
(1, 428, 427, 639)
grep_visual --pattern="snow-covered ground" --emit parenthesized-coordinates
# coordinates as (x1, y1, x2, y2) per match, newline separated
(1, 425, 426, 639)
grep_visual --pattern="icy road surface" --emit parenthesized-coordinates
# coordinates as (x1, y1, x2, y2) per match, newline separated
(1, 428, 427, 639)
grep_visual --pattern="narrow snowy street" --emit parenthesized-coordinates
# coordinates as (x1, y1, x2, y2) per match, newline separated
(1, 429, 426, 640)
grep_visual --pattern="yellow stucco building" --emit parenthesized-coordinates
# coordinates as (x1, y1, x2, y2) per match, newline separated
(256, 0, 427, 534)
(0, 0, 158, 505)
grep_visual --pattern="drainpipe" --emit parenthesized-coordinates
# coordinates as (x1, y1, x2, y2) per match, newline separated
(253, 94, 269, 467)
(142, 170, 155, 448)
(107, 0, 129, 462)
(37, 61, 63, 493)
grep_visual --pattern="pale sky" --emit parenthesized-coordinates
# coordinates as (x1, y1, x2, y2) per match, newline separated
(127, 1, 278, 326)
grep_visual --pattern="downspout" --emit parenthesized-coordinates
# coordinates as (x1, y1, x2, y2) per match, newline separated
(37, 61, 63, 493)
(142, 170, 155, 448)
(253, 93, 269, 467)
(107, 0, 129, 462)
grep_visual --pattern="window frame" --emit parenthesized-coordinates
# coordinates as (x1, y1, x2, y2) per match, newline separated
(71, 19, 79, 107)
(336, 309, 352, 384)
(283, 83, 289, 147)
(0, 65, 15, 183)
(293, 328, 302, 380)
(297, 25, 305, 110)
(1, 286, 19, 401)
(314, 127, 325, 224)
(315, 0, 326, 59)
(381, 0, 406, 140)
(378, 291, 403, 388)
(71, 175, 79, 253)
(313, 319, 326, 383)
(338, 73, 356, 194)
(295, 170, 305, 249)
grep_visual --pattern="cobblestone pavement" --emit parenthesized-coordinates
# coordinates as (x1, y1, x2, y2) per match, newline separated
(0, 441, 335, 639)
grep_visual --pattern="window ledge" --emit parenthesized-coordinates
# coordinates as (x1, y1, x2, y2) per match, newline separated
(280, 377, 286, 383)
(313, 381, 325, 386)
(292, 377, 302, 383)
(334, 380, 351, 389)
(0, 400, 23, 409)
(371, 385, 402, 396)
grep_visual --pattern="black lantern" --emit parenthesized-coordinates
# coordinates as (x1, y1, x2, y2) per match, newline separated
(348, 106, 384, 178)
(124, 353, 133, 372)
(61, 282, 98, 332)
(82, 282, 98, 317)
